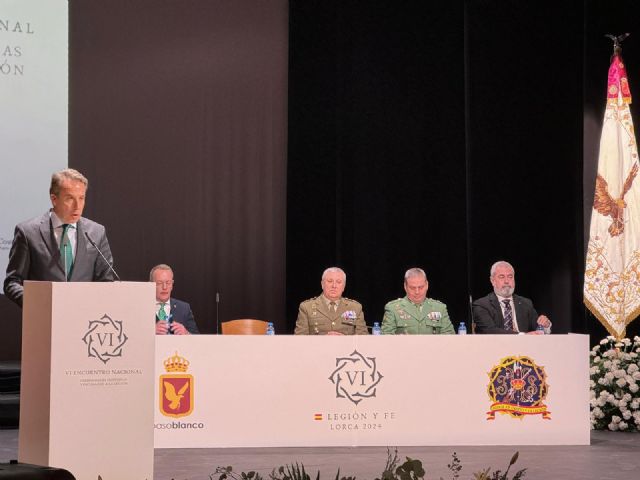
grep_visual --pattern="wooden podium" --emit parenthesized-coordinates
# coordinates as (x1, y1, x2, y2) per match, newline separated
(19, 281, 156, 480)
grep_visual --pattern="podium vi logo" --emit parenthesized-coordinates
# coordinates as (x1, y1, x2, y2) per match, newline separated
(82, 314, 128, 364)
(329, 350, 383, 405)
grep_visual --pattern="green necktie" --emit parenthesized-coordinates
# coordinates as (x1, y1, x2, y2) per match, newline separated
(157, 303, 168, 321)
(60, 224, 74, 280)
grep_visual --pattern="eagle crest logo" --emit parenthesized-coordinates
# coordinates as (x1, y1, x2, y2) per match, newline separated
(593, 163, 638, 237)
(159, 352, 194, 418)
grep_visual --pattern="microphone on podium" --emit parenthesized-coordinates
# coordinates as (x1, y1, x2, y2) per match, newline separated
(84, 232, 121, 281)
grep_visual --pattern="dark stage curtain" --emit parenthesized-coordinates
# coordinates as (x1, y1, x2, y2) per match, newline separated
(68, 0, 289, 335)
(465, 1, 584, 335)
(287, 0, 640, 340)
(0, 0, 289, 359)
(287, 1, 468, 330)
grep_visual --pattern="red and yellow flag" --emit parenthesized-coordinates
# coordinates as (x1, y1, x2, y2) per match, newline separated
(584, 53, 640, 339)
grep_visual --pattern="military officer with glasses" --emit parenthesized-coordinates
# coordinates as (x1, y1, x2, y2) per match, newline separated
(381, 267, 455, 335)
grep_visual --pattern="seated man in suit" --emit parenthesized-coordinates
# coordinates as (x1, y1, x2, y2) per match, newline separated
(473, 260, 551, 334)
(151, 264, 199, 335)
(382, 267, 455, 334)
(4, 168, 115, 307)
(294, 267, 368, 335)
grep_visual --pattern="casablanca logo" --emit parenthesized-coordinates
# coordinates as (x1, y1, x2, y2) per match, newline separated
(487, 355, 550, 420)
(81, 314, 128, 364)
(329, 350, 383, 405)
(160, 352, 194, 418)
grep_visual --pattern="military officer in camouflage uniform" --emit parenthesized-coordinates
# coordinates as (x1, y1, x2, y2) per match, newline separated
(382, 267, 455, 335)
(295, 267, 368, 335)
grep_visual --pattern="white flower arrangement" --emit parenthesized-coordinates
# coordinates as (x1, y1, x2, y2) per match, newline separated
(590, 335, 640, 432)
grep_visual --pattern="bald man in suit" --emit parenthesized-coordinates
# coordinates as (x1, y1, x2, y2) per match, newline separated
(3, 169, 114, 307)
(294, 267, 368, 335)
(152, 264, 199, 335)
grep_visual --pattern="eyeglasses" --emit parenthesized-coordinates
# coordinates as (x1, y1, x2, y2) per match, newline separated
(155, 281, 174, 287)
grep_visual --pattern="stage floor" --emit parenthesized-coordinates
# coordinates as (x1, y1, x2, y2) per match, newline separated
(1, 429, 638, 479)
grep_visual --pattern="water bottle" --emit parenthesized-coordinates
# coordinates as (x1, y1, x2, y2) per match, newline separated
(266, 322, 275, 335)
(458, 321, 467, 335)
(167, 314, 174, 335)
(372, 322, 381, 335)
(536, 324, 545, 334)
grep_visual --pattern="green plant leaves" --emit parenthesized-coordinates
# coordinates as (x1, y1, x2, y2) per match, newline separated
(394, 457, 425, 480)
(211, 450, 525, 480)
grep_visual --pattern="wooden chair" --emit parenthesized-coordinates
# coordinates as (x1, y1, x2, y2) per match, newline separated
(221, 319, 268, 335)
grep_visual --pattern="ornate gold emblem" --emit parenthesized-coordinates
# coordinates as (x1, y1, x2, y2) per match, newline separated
(487, 356, 550, 420)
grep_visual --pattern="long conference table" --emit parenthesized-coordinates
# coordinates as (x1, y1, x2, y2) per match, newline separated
(154, 334, 590, 447)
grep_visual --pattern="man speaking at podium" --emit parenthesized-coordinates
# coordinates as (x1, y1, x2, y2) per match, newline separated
(3, 168, 115, 307)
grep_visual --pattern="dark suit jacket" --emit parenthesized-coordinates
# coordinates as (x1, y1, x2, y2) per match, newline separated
(3, 211, 114, 307)
(157, 297, 199, 334)
(472, 292, 539, 334)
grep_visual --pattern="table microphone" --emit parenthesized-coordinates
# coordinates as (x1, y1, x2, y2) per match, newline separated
(468, 294, 475, 333)
(84, 232, 121, 281)
(216, 292, 220, 334)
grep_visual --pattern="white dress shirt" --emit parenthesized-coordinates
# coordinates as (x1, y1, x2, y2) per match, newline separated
(50, 211, 78, 256)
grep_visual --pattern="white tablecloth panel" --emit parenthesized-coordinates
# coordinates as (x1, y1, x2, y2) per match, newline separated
(154, 334, 589, 447)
